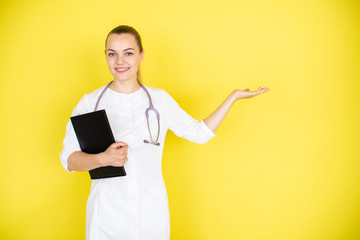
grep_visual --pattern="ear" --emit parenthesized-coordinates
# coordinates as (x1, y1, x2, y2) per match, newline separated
(139, 50, 145, 63)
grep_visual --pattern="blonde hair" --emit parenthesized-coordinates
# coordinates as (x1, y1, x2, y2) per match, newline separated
(105, 25, 144, 83)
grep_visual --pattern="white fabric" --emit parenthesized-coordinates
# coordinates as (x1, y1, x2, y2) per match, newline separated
(60, 84, 216, 240)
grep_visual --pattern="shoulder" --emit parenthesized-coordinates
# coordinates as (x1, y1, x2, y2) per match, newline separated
(141, 85, 180, 110)
(85, 84, 109, 100)
(71, 84, 109, 116)
(140, 84, 165, 100)
(142, 85, 165, 95)
(142, 85, 173, 99)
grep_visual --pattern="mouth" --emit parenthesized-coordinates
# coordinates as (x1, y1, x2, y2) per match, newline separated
(115, 67, 130, 73)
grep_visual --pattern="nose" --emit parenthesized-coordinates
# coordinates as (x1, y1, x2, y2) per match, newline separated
(116, 55, 125, 64)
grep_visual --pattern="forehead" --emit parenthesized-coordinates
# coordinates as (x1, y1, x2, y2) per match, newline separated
(106, 33, 139, 51)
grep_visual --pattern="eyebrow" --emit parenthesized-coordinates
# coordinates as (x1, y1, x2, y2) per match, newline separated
(107, 48, 135, 52)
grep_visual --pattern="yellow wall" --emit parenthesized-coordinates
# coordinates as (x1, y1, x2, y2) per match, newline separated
(0, 0, 359, 239)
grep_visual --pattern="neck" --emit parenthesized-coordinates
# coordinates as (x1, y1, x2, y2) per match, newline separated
(110, 80, 141, 94)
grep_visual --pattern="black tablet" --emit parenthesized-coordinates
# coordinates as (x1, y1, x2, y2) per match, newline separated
(70, 109, 126, 179)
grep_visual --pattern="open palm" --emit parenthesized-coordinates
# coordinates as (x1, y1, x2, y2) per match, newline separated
(233, 87, 270, 99)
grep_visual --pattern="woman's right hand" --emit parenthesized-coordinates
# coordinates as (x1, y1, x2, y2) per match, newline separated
(100, 141, 129, 167)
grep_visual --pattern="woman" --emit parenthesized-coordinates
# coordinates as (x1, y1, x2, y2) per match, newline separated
(60, 25, 269, 240)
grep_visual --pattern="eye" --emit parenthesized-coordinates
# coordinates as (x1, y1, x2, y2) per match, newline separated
(108, 52, 115, 56)
(125, 52, 134, 56)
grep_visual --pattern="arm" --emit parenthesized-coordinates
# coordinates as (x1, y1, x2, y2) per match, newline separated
(67, 141, 128, 172)
(204, 87, 269, 132)
(164, 90, 215, 144)
(61, 93, 129, 172)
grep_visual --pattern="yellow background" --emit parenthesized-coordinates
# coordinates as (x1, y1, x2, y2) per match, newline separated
(0, 0, 359, 239)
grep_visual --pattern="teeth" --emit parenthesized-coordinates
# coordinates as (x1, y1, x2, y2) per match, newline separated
(116, 68, 128, 71)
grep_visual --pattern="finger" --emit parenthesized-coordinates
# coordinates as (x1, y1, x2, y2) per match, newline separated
(116, 141, 128, 146)
(120, 157, 128, 165)
(250, 87, 259, 95)
(260, 87, 269, 93)
(122, 149, 128, 156)
(112, 141, 128, 149)
(118, 148, 126, 155)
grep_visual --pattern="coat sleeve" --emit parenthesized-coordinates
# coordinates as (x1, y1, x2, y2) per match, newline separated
(59, 94, 90, 172)
(163, 90, 215, 144)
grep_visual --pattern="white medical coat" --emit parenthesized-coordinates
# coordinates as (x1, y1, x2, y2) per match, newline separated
(60, 84, 216, 240)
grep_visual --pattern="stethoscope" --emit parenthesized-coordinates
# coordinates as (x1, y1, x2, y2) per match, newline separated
(94, 81, 161, 146)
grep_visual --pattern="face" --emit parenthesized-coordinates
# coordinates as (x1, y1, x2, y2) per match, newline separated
(105, 33, 144, 83)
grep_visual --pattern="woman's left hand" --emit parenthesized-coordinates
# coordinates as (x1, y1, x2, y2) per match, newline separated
(233, 87, 270, 100)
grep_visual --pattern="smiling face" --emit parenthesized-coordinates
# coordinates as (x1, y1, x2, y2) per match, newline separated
(105, 33, 144, 83)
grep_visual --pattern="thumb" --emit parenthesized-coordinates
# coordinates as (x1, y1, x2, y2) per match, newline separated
(111, 141, 128, 149)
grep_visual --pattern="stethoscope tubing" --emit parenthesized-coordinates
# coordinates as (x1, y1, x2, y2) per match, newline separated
(95, 81, 161, 146)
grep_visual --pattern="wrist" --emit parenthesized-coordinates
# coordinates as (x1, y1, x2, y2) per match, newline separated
(96, 152, 107, 167)
(229, 91, 239, 103)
